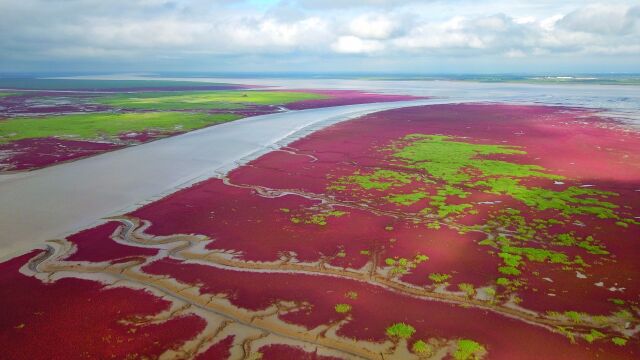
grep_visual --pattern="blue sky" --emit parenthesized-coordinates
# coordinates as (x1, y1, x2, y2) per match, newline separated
(1, 0, 639, 74)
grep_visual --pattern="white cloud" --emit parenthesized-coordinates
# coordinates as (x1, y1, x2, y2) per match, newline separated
(505, 49, 526, 58)
(557, 4, 639, 35)
(331, 35, 385, 54)
(292, 0, 416, 9)
(219, 17, 331, 51)
(0, 0, 639, 70)
(348, 14, 397, 39)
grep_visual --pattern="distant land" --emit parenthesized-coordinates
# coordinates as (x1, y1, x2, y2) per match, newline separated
(2, 73, 640, 86)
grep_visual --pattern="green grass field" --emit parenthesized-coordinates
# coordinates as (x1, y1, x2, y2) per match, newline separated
(0, 89, 328, 147)
(0, 112, 240, 143)
(95, 90, 328, 110)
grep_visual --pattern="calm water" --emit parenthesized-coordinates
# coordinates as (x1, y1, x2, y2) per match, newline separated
(67, 74, 640, 126)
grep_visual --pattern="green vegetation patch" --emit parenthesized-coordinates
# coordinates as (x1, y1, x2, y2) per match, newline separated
(345, 291, 358, 300)
(0, 92, 17, 98)
(389, 134, 621, 219)
(577, 238, 609, 255)
(386, 322, 416, 339)
(428, 273, 451, 283)
(392, 134, 559, 184)
(584, 329, 605, 343)
(0, 112, 240, 143)
(458, 283, 476, 297)
(498, 266, 521, 276)
(613, 309, 634, 321)
(386, 191, 428, 205)
(564, 311, 586, 323)
(453, 339, 486, 360)
(326, 132, 635, 297)
(96, 90, 328, 110)
(385, 254, 429, 276)
(612, 337, 628, 346)
(334, 303, 352, 314)
(289, 210, 347, 226)
(498, 252, 523, 267)
(501, 246, 572, 265)
(609, 298, 625, 306)
(412, 340, 433, 355)
(339, 169, 417, 191)
(472, 180, 619, 218)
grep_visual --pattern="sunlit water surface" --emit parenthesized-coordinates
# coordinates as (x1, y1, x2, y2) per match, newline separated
(69, 74, 640, 127)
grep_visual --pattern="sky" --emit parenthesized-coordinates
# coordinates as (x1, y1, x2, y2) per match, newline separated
(1, 0, 639, 74)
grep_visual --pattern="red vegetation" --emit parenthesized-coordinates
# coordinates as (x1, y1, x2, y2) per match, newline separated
(196, 336, 235, 359)
(142, 257, 633, 359)
(131, 103, 639, 357)
(1, 103, 638, 358)
(64, 221, 158, 263)
(0, 137, 123, 171)
(0, 251, 206, 360)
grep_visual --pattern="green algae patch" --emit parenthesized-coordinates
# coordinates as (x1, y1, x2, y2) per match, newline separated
(289, 209, 347, 226)
(386, 192, 428, 205)
(498, 266, 521, 276)
(385, 254, 429, 276)
(387, 134, 620, 219)
(331, 133, 629, 227)
(613, 309, 634, 321)
(609, 298, 625, 306)
(584, 329, 605, 343)
(0, 112, 240, 143)
(564, 311, 586, 323)
(341, 169, 416, 191)
(555, 326, 576, 343)
(577, 240, 609, 255)
(434, 203, 473, 218)
(428, 273, 451, 283)
(334, 303, 352, 314)
(554, 233, 577, 246)
(458, 283, 476, 297)
(501, 246, 572, 265)
(386, 322, 415, 339)
(0, 92, 17, 98)
(612, 337, 628, 346)
(454, 339, 486, 360)
(392, 134, 559, 184)
(326, 131, 635, 298)
(331, 134, 629, 233)
(498, 252, 522, 267)
(471, 181, 619, 218)
(345, 291, 358, 300)
(412, 340, 433, 355)
(95, 90, 328, 110)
